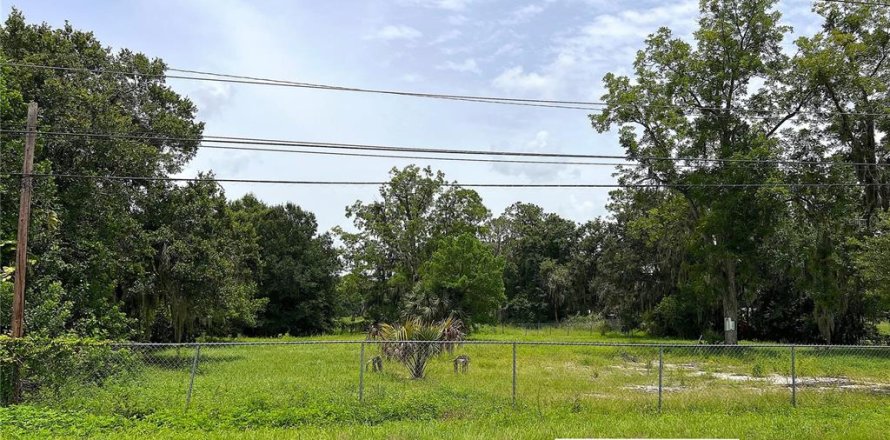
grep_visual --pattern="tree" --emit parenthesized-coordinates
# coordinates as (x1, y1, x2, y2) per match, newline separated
(1, 10, 202, 338)
(593, 0, 796, 344)
(539, 259, 570, 324)
(409, 233, 505, 326)
(133, 177, 264, 342)
(567, 220, 609, 314)
(853, 213, 890, 326)
(336, 166, 489, 320)
(488, 203, 577, 323)
(794, 3, 890, 223)
(230, 195, 341, 336)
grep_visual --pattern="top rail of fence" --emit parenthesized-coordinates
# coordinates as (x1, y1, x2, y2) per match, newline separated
(109, 340, 890, 349)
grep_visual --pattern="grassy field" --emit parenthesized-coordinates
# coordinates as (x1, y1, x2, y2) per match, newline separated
(2, 326, 889, 439)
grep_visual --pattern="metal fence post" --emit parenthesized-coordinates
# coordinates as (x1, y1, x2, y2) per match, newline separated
(658, 346, 663, 412)
(512, 342, 517, 407)
(791, 345, 796, 408)
(359, 342, 365, 402)
(185, 344, 200, 410)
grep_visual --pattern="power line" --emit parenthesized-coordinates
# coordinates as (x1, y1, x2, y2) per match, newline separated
(1, 173, 885, 189)
(198, 144, 634, 167)
(196, 143, 885, 170)
(816, 0, 890, 7)
(168, 67, 606, 109)
(4, 61, 888, 118)
(3, 129, 889, 168)
(1, 62, 598, 111)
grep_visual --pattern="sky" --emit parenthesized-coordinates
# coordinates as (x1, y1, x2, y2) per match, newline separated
(3, 0, 822, 234)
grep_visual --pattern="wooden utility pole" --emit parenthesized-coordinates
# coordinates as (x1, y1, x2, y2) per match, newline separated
(11, 102, 38, 338)
(8, 102, 37, 404)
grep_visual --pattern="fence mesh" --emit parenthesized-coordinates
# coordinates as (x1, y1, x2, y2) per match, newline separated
(2, 340, 888, 416)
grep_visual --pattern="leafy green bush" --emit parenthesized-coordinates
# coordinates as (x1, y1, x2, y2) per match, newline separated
(0, 336, 136, 405)
(644, 295, 704, 338)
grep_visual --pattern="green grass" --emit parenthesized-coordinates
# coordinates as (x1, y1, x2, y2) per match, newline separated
(2, 326, 889, 439)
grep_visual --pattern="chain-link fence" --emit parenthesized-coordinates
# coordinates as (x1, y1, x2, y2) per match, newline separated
(2, 340, 888, 414)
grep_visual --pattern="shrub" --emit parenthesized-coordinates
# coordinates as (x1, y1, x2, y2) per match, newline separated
(0, 336, 136, 405)
(644, 295, 704, 338)
(368, 317, 465, 379)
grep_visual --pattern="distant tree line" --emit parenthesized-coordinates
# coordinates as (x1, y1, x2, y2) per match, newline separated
(2, 2, 889, 343)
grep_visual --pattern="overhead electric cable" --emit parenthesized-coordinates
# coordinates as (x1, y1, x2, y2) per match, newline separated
(4, 62, 888, 117)
(816, 0, 890, 7)
(198, 143, 634, 167)
(2, 129, 888, 169)
(1, 62, 598, 111)
(1, 173, 886, 189)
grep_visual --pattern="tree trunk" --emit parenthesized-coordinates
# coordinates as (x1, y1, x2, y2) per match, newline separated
(723, 259, 739, 345)
(552, 287, 559, 324)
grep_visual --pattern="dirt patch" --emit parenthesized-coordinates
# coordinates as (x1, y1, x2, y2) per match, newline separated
(656, 363, 890, 393)
(664, 362, 700, 371)
(565, 361, 889, 394)
(624, 384, 686, 393)
(687, 369, 890, 393)
(609, 364, 650, 372)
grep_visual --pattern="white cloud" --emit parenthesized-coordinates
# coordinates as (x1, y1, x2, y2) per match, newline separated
(437, 58, 480, 74)
(441, 45, 472, 56)
(528, 130, 549, 149)
(430, 29, 462, 45)
(565, 194, 598, 217)
(401, 0, 473, 11)
(490, 131, 581, 181)
(563, 0, 697, 46)
(490, 1, 698, 101)
(447, 15, 469, 26)
(365, 25, 423, 41)
(190, 82, 233, 118)
(400, 73, 424, 83)
(501, 4, 546, 25)
(491, 42, 523, 58)
(492, 66, 557, 97)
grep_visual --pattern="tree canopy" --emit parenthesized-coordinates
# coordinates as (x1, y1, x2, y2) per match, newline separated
(2, 2, 889, 343)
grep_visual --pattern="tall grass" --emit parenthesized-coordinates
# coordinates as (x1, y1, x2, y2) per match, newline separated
(2, 326, 888, 439)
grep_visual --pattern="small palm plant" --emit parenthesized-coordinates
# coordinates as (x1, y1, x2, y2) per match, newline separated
(369, 316, 465, 379)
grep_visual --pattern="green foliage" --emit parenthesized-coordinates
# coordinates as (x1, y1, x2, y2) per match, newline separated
(1, 10, 202, 339)
(0, 336, 135, 405)
(408, 233, 505, 326)
(336, 166, 490, 322)
(593, 0, 791, 345)
(230, 195, 341, 336)
(853, 214, 890, 322)
(130, 177, 264, 342)
(586, 0, 890, 343)
(2, 2, 889, 349)
(369, 317, 466, 379)
(489, 203, 579, 323)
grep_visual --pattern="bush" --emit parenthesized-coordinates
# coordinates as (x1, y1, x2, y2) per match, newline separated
(505, 294, 536, 324)
(0, 336, 136, 405)
(368, 317, 466, 379)
(644, 295, 703, 338)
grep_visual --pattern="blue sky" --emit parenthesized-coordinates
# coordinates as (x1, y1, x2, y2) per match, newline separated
(3, 0, 820, 233)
